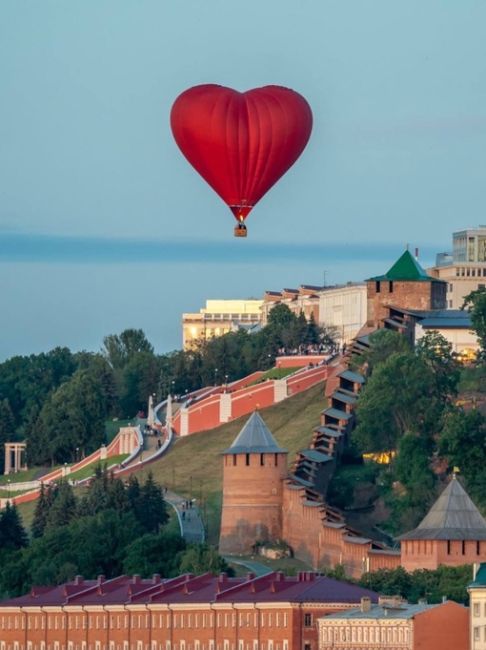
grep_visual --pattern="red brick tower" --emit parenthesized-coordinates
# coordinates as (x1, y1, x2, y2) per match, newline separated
(399, 475, 486, 570)
(367, 250, 447, 328)
(219, 412, 288, 555)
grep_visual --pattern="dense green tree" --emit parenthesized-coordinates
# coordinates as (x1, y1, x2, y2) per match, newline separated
(103, 329, 154, 370)
(385, 433, 437, 533)
(416, 331, 460, 399)
(0, 503, 28, 552)
(353, 353, 440, 452)
(359, 564, 472, 604)
(78, 465, 110, 516)
(178, 544, 234, 576)
(118, 352, 160, 417)
(28, 369, 107, 465)
(0, 399, 15, 473)
(122, 532, 186, 577)
(463, 286, 486, 359)
(138, 473, 169, 534)
(32, 483, 56, 538)
(267, 303, 297, 330)
(439, 408, 486, 507)
(44, 481, 77, 530)
(126, 475, 142, 511)
(360, 329, 412, 370)
(0, 347, 77, 436)
(76, 354, 118, 417)
(304, 312, 321, 345)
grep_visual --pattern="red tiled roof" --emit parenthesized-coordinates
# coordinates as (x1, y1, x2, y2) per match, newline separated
(0, 573, 378, 607)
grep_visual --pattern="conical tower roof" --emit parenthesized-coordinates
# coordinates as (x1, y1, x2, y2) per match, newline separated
(398, 476, 486, 541)
(369, 250, 436, 282)
(222, 411, 287, 455)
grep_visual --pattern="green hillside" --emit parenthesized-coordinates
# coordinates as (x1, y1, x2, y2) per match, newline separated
(133, 381, 326, 544)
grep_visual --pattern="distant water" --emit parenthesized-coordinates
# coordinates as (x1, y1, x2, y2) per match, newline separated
(0, 232, 440, 361)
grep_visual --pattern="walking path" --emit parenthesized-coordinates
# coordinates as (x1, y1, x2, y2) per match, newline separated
(223, 557, 272, 576)
(164, 489, 205, 544)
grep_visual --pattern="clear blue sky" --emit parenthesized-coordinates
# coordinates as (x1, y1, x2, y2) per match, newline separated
(1, 1, 485, 359)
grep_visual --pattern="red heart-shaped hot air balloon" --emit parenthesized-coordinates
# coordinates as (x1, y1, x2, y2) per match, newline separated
(170, 84, 313, 237)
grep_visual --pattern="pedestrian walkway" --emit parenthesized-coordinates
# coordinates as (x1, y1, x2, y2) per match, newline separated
(165, 489, 205, 544)
(223, 557, 272, 576)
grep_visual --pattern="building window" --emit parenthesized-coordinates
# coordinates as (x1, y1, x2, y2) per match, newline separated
(260, 453, 265, 466)
(474, 603, 480, 616)
(389, 281, 394, 293)
(474, 626, 480, 641)
(462, 540, 466, 554)
(304, 613, 312, 627)
(274, 453, 278, 466)
(246, 453, 250, 466)
(447, 540, 451, 554)
(477, 541, 481, 555)
(375, 281, 381, 293)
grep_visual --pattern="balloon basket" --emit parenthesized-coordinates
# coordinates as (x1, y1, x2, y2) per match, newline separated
(234, 225, 247, 237)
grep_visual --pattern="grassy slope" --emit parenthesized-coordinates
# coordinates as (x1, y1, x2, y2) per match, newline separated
(131, 381, 326, 544)
(16, 382, 325, 538)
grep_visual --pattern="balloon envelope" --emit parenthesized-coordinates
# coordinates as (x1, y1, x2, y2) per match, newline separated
(170, 84, 313, 223)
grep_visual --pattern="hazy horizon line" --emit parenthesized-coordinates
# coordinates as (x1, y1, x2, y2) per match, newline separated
(0, 231, 443, 265)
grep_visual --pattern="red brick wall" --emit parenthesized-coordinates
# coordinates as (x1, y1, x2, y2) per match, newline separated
(286, 367, 327, 395)
(276, 356, 326, 368)
(366, 279, 446, 327)
(281, 486, 400, 578)
(413, 601, 468, 650)
(186, 396, 221, 434)
(402, 538, 486, 571)
(231, 382, 275, 418)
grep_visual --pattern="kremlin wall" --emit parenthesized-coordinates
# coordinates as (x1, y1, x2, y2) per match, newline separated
(218, 250, 486, 577)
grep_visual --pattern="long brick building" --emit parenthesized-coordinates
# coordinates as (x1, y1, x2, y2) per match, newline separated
(0, 572, 379, 650)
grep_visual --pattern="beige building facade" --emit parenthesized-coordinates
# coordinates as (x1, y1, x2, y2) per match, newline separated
(415, 320, 479, 358)
(429, 226, 486, 309)
(318, 599, 468, 650)
(469, 563, 486, 650)
(261, 284, 367, 346)
(182, 299, 263, 350)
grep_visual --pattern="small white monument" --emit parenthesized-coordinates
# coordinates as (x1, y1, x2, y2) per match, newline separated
(147, 394, 155, 427)
(166, 394, 173, 430)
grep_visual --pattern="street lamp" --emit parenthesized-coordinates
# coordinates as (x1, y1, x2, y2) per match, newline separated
(214, 368, 218, 386)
